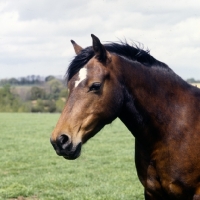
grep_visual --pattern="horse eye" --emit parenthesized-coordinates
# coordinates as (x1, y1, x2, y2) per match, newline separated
(89, 82, 101, 92)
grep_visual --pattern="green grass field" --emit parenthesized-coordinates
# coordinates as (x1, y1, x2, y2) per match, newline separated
(0, 113, 144, 200)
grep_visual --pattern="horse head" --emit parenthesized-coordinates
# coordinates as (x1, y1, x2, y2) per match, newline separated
(50, 35, 123, 160)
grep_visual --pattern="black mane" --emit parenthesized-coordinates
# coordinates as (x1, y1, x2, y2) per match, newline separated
(66, 42, 169, 82)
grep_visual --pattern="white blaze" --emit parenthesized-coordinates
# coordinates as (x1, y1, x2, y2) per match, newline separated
(75, 67, 87, 88)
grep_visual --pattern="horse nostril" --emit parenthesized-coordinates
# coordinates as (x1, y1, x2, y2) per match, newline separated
(57, 134, 71, 149)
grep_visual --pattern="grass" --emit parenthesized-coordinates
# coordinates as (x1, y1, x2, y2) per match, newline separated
(0, 113, 144, 200)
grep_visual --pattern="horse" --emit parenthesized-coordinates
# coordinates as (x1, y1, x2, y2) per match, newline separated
(50, 34, 200, 200)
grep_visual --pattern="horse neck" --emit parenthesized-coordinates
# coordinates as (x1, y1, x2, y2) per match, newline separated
(117, 57, 190, 142)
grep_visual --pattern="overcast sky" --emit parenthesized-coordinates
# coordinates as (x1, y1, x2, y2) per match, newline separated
(0, 0, 200, 80)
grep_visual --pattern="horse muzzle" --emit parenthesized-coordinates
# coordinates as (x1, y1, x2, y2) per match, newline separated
(50, 134, 82, 160)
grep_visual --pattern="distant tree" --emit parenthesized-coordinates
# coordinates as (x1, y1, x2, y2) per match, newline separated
(20, 77, 28, 85)
(44, 100, 56, 112)
(59, 88, 68, 98)
(30, 86, 46, 100)
(45, 75, 55, 82)
(46, 79, 63, 100)
(31, 99, 56, 113)
(187, 78, 196, 83)
(186, 78, 200, 83)
(0, 84, 22, 112)
(0, 75, 68, 113)
(31, 75, 35, 83)
(9, 78, 19, 85)
(31, 99, 44, 112)
(35, 75, 42, 84)
(56, 98, 65, 112)
(0, 79, 9, 85)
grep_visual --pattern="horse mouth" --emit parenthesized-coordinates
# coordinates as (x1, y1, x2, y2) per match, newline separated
(50, 136, 82, 160)
(62, 142, 82, 160)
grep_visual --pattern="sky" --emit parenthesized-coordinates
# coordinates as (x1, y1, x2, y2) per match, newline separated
(0, 0, 200, 80)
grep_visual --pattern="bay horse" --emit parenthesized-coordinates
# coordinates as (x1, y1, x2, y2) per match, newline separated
(50, 34, 200, 200)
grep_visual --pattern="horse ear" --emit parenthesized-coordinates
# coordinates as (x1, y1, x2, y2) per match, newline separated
(91, 34, 111, 63)
(71, 40, 83, 55)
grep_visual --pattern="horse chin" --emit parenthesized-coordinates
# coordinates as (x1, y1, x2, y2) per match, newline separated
(63, 142, 82, 160)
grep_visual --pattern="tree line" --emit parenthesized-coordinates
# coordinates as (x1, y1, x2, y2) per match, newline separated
(0, 76, 199, 113)
(0, 75, 68, 113)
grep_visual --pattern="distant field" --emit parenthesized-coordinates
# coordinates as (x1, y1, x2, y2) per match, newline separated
(0, 113, 143, 200)
(191, 83, 200, 88)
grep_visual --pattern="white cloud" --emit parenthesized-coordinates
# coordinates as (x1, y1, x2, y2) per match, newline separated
(0, 0, 200, 79)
